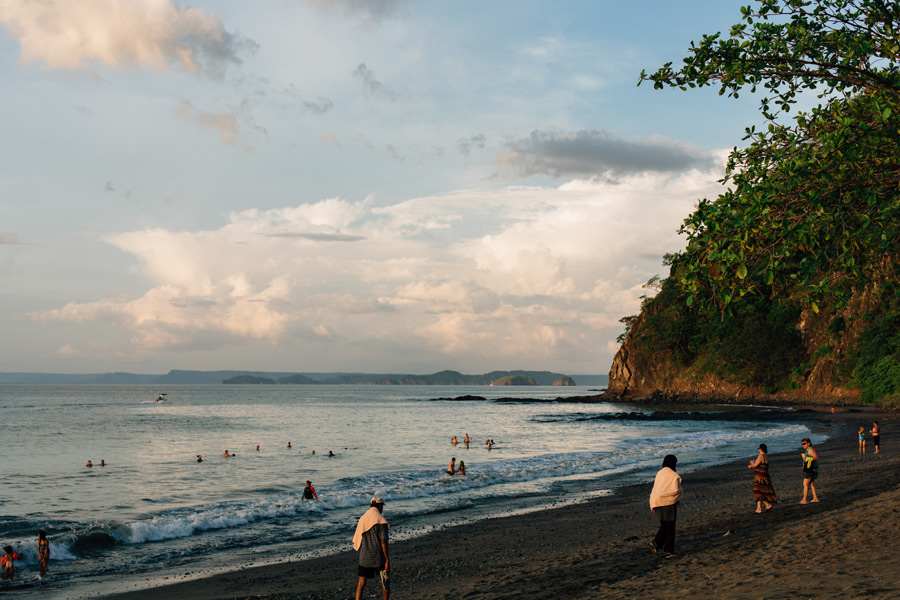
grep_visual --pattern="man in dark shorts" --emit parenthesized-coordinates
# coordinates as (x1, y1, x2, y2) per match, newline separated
(352, 496, 390, 600)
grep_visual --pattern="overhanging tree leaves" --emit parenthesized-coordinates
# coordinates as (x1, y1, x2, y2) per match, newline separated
(640, 0, 900, 314)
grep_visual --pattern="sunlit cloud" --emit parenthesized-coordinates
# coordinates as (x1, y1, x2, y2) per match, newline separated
(28, 162, 728, 369)
(0, 0, 256, 77)
(173, 99, 251, 150)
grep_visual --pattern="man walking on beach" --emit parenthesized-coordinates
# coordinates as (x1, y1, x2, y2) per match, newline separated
(353, 496, 390, 600)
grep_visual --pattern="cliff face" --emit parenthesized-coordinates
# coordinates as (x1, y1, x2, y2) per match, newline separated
(604, 287, 879, 405)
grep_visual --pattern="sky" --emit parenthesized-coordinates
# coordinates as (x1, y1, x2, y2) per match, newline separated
(0, 0, 764, 376)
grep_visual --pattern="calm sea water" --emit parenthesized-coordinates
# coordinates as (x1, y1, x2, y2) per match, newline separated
(0, 385, 828, 598)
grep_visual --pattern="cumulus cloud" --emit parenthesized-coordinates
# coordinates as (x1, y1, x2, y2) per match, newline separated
(0, 0, 255, 77)
(28, 162, 728, 371)
(496, 129, 716, 179)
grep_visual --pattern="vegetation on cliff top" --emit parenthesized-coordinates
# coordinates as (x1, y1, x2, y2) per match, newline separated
(626, 0, 900, 404)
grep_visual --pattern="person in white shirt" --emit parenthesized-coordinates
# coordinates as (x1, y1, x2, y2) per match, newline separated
(649, 454, 682, 557)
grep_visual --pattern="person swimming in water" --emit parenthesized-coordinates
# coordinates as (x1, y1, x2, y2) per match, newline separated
(328, 450, 335, 457)
(1, 546, 18, 578)
(99, 459, 106, 467)
(256, 445, 260, 451)
(457, 460, 467, 475)
(86, 460, 93, 468)
(197, 455, 203, 462)
(451, 435, 458, 445)
(222, 450, 233, 457)
(447, 457, 456, 475)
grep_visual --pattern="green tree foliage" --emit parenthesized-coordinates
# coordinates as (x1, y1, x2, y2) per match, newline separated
(640, 0, 900, 314)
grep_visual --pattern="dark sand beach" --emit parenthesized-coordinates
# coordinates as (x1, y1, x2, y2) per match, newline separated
(99, 407, 899, 600)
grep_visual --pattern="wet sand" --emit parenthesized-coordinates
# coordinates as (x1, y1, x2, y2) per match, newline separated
(100, 407, 899, 600)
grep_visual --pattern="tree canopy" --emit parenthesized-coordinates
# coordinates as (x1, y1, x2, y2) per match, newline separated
(640, 0, 900, 314)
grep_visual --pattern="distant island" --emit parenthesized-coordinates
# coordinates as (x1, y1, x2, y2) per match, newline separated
(222, 370, 586, 386)
(0, 369, 608, 386)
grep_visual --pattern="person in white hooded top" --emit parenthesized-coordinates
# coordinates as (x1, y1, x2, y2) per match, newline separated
(649, 454, 682, 557)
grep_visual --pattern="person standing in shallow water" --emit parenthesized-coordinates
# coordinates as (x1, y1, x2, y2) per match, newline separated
(748, 443, 776, 512)
(649, 454, 682, 558)
(872, 421, 880, 454)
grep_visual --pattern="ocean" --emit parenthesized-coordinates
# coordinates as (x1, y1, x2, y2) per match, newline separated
(0, 384, 829, 598)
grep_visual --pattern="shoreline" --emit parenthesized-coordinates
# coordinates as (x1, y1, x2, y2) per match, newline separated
(82, 406, 900, 600)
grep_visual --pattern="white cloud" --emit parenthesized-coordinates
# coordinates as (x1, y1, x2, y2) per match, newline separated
(0, 0, 253, 77)
(28, 163, 727, 371)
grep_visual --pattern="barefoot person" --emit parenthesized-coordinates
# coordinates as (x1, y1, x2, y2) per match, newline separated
(353, 496, 390, 600)
(37, 531, 49, 573)
(800, 438, 820, 504)
(748, 443, 776, 512)
(859, 427, 867, 455)
(872, 421, 880, 454)
(649, 454, 682, 558)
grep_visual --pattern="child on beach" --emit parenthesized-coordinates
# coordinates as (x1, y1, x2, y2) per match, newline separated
(37, 531, 49, 573)
(1, 546, 18, 578)
(859, 427, 866, 455)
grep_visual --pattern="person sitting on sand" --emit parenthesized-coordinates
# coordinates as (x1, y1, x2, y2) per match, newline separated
(800, 438, 819, 504)
(1, 546, 18, 578)
(451, 435, 458, 445)
(85, 460, 93, 468)
(457, 460, 466, 475)
(37, 531, 49, 573)
(859, 427, 866, 455)
(872, 421, 880, 454)
(649, 454, 682, 558)
(447, 457, 456, 475)
(303, 480, 319, 501)
(748, 443, 776, 513)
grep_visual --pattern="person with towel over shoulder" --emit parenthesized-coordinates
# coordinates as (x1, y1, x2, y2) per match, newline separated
(353, 496, 390, 600)
(649, 454, 682, 558)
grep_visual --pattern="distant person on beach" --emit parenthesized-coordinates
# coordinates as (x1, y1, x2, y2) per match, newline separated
(86, 460, 93, 468)
(649, 454, 682, 558)
(859, 427, 867, 455)
(303, 480, 319, 501)
(37, 531, 49, 573)
(447, 457, 456, 475)
(353, 496, 390, 600)
(1, 546, 17, 578)
(872, 422, 880, 454)
(748, 443, 776, 512)
(451, 435, 458, 445)
(800, 438, 820, 504)
(457, 460, 466, 475)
